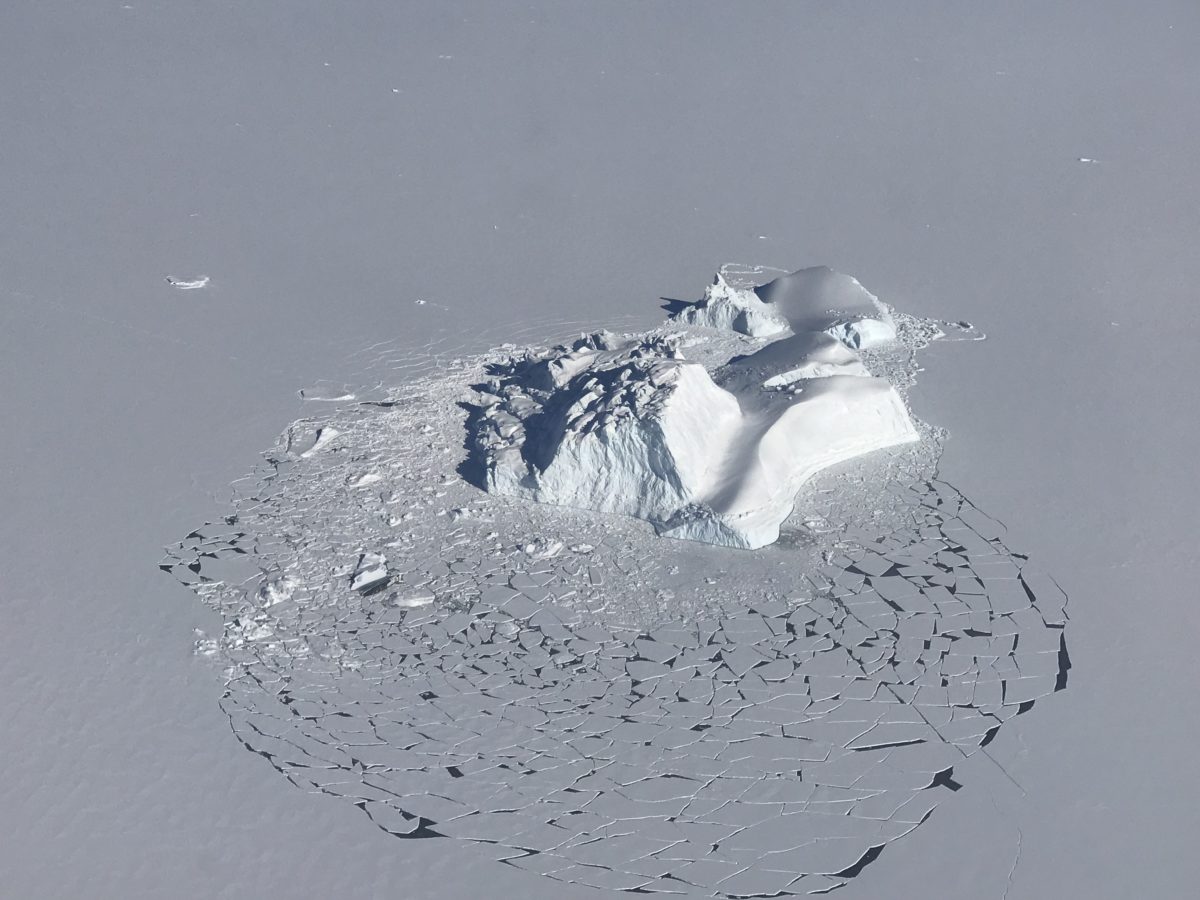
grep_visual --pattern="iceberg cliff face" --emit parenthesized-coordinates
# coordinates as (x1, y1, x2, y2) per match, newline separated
(470, 267, 919, 549)
(677, 272, 790, 338)
(478, 336, 739, 517)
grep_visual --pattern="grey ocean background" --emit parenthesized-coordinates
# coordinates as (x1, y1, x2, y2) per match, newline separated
(2, 2, 1197, 898)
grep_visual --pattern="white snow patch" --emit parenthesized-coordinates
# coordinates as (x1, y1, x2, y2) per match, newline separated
(522, 538, 565, 560)
(257, 575, 299, 606)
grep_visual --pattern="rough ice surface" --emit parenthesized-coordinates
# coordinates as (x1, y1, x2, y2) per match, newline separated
(473, 266, 917, 550)
(677, 271, 790, 338)
(161, 266, 1062, 898)
(680, 265, 897, 349)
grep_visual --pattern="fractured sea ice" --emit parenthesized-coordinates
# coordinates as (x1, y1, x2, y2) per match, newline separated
(470, 267, 916, 549)
(163, 262, 1070, 898)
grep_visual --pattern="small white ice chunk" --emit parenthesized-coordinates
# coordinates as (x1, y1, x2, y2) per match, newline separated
(392, 592, 435, 608)
(165, 275, 210, 290)
(349, 552, 389, 592)
(299, 427, 341, 458)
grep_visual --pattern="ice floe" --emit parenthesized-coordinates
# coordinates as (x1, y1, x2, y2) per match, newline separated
(164, 275, 210, 290)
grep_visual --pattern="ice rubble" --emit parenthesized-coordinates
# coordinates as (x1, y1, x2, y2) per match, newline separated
(472, 267, 916, 549)
(161, 268, 1068, 899)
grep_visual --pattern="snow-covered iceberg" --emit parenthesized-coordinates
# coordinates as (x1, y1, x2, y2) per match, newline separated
(470, 266, 919, 549)
(681, 265, 898, 348)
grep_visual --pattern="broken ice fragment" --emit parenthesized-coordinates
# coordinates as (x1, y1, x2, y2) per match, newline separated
(165, 275, 210, 290)
(391, 591, 435, 608)
(349, 552, 389, 592)
(523, 538, 564, 559)
(299, 427, 340, 458)
(257, 575, 298, 606)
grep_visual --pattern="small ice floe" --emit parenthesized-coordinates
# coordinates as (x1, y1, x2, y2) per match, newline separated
(391, 592, 435, 609)
(414, 298, 453, 311)
(347, 471, 384, 488)
(349, 552, 389, 593)
(298, 426, 341, 458)
(165, 275, 210, 290)
(522, 538, 564, 560)
(257, 575, 299, 606)
(299, 385, 357, 402)
(933, 319, 987, 342)
(192, 629, 219, 656)
(230, 616, 274, 642)
(1077, 157, 1100, 164)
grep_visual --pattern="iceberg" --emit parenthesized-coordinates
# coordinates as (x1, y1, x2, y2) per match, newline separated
(680, 265, 897, 348)
(470, 267, 918, 549)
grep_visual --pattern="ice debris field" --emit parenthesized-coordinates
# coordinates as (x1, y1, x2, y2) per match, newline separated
(162, 265, 1068, 897)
